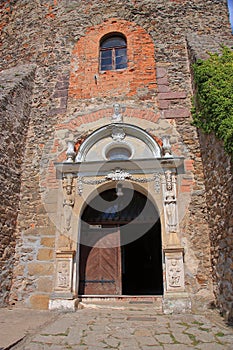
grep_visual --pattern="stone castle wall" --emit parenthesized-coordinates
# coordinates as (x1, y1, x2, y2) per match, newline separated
(199, 133, 233, 323)
(0, 65, 35, 306)
(187, 34, 233, 323)
(0, 0, 232, 310)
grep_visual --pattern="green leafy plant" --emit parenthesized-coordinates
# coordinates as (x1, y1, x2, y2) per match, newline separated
(192, 46, 233, 157)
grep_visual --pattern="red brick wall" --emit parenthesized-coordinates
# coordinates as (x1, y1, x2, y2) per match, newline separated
(69, 18, 157, 100)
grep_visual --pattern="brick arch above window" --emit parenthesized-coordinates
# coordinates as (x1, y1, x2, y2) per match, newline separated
(69, 18, 157, 100)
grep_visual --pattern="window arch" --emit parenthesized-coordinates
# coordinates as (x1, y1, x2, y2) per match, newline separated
(99, 33, 127, 71)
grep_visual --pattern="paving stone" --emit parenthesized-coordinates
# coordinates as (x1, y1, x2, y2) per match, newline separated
(24, 343, 45, 350)
(134, 328, 153, 337)
(39, 323, 70, 336)
(155, 333, 174, 344)
(136, 336, 160, 346)
(63, 327, 83, 345)
(168, 331, 192, 344)
(162, 345, 195, 350)
(186, 328, 219, 343)
(4, 308, 233, 350)
(32, 334, 65, 344)
(196, 343, 229, 350)
(141, 347, 164, 350)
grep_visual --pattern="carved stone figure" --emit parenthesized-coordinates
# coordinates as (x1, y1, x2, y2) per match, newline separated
(165, 194, 177, 232)
(111, 103, 123, 122)
(62, 175, 75, 232)
(63, 198, 74, 232)
(162, 170, 178, 233)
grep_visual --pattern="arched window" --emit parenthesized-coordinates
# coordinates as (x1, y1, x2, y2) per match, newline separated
(100, 34, 127, 71)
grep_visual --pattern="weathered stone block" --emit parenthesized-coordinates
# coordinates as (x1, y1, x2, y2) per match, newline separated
(37, 249, 54, 261)
(28, 262, 54, 276)
(41, 237, 55, 248)
(29, 294, 49, 310)
(37, 277, 53, 293)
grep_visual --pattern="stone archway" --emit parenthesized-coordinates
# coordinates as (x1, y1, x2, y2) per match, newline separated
(49, 111, 190, 312)
(78, 186, 163, 297)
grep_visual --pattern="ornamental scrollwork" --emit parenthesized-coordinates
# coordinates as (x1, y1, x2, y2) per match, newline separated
(106, 169, 132, 181)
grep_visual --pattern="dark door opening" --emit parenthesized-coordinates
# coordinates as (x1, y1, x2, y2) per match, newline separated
(78, 187, 163, 296)
(121, 222, 163, 295)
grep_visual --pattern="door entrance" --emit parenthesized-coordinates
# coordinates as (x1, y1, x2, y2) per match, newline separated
(121, 222, 163, 295)
(78, 187, 163, 296)
(78, 225, 121, 295)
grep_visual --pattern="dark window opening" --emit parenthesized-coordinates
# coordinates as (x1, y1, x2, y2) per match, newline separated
(100, 34, 127, 71)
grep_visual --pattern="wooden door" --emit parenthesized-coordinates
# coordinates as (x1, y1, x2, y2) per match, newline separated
(79, 226, 121, 295)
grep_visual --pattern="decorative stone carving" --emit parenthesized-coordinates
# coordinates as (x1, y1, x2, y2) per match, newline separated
(57, 261, 70, 289)
(111, 125, 125, 141)
(66, 141, 76, 162)
(62, 174, 75, 233)
(76, 171, 161, 196)
(164, 250, 185, 292)
(77, 176, 83, 196)
(111, 103, 123, 123)
(164, 195, 177, 232)
(106, 168, 132, 181)
(54, 251, 75, 294)
(168, 258, 182, 287)
(162, 135, 172, 158)
(154, 172, 161, 193)
(162, 170, 179, 233)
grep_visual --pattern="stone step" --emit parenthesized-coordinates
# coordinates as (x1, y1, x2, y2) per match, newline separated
(78, 296, 163, 313)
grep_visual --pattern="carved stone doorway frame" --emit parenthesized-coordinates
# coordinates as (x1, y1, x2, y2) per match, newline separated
(49, 157, 191, 313)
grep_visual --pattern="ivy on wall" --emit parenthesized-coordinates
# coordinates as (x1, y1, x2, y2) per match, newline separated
(192, 47, 233, 157)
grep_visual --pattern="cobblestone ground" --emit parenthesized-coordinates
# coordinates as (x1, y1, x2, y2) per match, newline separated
(10, 303, 233, 350)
